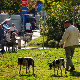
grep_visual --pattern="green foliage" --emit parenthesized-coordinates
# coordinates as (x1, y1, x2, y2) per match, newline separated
(39, 1, 80, 43)
(0, 0, 21, 15)
(48, 39, 58, 48)
(40, 0, 78, 7)
(39, 18, 45, 35)
(27, 36, 58, 48)
(46, 1, 73, 41)
(0, 48, 80, 79)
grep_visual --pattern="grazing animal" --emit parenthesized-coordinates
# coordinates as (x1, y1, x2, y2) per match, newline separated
(49, 58, 66, 76)
(18, 57, 34, 75)
(3, 32, 17, 51)
(5, 38, 17, 51)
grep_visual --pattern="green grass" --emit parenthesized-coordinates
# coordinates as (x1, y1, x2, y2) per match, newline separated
(27, 36, 47, 47)
(0, 48, 80, 80)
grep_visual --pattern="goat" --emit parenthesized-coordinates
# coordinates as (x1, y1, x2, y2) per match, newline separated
(48, 58, 66, 76)
(18, 57, 35, 75)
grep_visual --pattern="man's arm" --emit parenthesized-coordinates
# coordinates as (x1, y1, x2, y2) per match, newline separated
(78, 30, 80, 39)
(59, 29, 70, 46)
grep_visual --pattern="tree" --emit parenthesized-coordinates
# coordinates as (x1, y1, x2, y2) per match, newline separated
(0, 0, 38, 15)
(39, 0, 80, 47)
(0, 0, 6, 13)
(0, 0, 21, 15)
(10, 0, 21, 15)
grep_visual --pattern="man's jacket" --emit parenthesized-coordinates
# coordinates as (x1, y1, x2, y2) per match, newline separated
(59, 25, 80, 48)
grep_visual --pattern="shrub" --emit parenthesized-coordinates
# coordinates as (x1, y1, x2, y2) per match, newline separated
(48, 39, 58, 48)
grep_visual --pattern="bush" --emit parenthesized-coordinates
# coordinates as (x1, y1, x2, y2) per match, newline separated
(48, 39, 58, 48)
(27, 36, 59, 48)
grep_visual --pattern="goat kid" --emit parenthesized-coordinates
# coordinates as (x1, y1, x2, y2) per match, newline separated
(18, 57, 35, 75)
(48, 58, 66, 76)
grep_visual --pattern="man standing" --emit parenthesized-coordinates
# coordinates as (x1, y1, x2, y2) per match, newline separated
(0, 24, 4, 52)
(25, 20, 32, 33)
(59, 20, 80, 72)
(10, 23, 16, 36)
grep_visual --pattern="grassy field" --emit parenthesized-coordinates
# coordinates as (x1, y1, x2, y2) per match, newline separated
(0, 48, 80, 80)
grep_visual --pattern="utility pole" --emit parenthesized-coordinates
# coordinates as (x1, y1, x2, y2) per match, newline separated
(43, 10, 45, 49)
(43, 3, 45, 49)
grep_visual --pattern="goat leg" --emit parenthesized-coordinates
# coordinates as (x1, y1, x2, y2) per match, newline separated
(28, 65, 30, 73)
(59, 66, 62, 76)
(33, 61, 35, 75)
(6, 46, 7, 51)
(61, 69, 62, 76)
(19, 65, 21, 74)
(12, 46, 13, 51)
(54, 67, 55, 75)
(26, 66, 27, 74)
(57, 70, 58, 75)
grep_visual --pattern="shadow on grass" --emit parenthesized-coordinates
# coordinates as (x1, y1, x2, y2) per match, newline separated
(70, 71, 80, 77)
(0, 50, 17, 54)
(8, 51, 17, 53)
(51, 74, 63, 77)
(0, 51, 6, 54)
(19, 73, 36, 77)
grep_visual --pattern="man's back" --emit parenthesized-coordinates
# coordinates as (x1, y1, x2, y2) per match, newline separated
(64, 25, 79, 47)
(26, 23, 31, 30)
